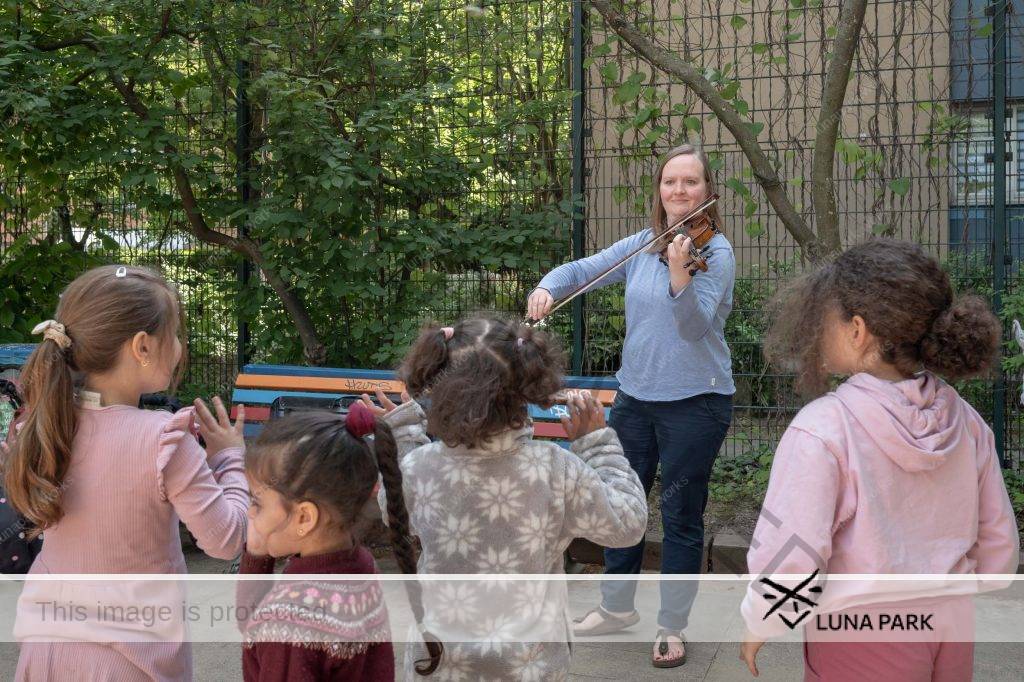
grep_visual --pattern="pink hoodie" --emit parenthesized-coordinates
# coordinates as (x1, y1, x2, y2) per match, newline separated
(741, 372, 1019, 639)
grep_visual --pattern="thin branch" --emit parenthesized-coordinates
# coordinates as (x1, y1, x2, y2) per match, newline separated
(200, 44, 233, 100)
(32, 35, 97, 52)
(588, 0, 825, 260)
(141, 5, 174, 61)
(67, 68, 96, 87)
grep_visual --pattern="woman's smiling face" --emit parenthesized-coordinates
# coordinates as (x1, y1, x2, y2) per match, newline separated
(659, 153, 709, 224)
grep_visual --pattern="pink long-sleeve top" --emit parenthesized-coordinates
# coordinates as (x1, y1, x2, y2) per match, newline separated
(741, 372, 1019, 639)
(25, 403, 249, 573)
(13, 402, 249, 680)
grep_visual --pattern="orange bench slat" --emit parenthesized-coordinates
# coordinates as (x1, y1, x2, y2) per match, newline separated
(236, 374, 407, 394)
(236, 374, 616, 406)
(554, 388, 616, 405)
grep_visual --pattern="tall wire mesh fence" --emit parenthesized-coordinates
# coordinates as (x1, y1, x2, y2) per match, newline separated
(578, 0, 1023, 471)
(0, 0, 1020, 474)
(0, 5, 241, 399)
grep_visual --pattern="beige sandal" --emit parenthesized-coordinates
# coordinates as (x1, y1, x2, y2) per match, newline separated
(572, 605, 640, 636)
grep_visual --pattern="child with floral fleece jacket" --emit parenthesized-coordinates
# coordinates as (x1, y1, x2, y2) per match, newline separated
(376, 317, 648, 681)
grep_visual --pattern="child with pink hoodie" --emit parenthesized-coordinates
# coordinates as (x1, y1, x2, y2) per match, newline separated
(739, 240, 1019, 681)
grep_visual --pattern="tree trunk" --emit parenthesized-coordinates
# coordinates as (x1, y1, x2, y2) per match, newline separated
(810, 0, 869, 256)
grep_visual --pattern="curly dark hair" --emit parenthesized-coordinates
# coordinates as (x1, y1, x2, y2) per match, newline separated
(764, 239, 1001, 397)
(398, 317, 565, 448)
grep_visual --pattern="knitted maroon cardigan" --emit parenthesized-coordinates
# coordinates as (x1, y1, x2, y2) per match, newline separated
(238, 546, 394, 682)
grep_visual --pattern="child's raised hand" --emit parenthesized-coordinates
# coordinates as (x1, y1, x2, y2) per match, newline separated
(561, 390, 607, 441)
(193, 396, 245, 458)
(359, 389, 411, 417)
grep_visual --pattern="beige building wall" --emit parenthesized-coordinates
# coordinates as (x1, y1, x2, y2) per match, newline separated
(583, 0, 953, 270)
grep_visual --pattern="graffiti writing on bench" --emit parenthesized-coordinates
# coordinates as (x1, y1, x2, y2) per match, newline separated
(339, 379, 399, 393)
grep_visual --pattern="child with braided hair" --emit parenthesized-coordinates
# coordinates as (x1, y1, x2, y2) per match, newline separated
(238, 400, 441, 681)
(368, 316, 648, 680)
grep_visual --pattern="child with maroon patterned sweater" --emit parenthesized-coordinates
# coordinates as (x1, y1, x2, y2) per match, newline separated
(238, 402, 441, 681)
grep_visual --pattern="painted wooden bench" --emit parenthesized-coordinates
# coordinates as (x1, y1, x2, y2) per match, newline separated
(0, 344, 37, 382)
(230, 364, 618, 447)
(231, 364, 625, 570)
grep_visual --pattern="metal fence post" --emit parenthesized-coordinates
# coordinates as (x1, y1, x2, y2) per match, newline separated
(236, 35, 252, 370)
(992, 0, 1008, 467)
(570, 0, 586, 375)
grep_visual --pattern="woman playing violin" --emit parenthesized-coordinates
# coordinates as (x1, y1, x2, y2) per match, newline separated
(526, 144, 735, 669)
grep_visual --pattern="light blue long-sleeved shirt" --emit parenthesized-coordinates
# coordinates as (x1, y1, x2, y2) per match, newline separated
(537, 229, 735, 401)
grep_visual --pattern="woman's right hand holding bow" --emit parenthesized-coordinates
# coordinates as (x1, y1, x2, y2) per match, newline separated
(527, 288, 554, 322)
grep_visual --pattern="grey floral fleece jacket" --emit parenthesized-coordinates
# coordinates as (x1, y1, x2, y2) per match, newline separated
(381, 400, 647, 682)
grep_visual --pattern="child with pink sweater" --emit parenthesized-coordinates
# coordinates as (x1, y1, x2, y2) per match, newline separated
(4, 265, 249, 681)
(739, 240, 1019, 681)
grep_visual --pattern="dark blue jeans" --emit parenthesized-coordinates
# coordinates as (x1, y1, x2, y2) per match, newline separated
(600, 390, 732, 630)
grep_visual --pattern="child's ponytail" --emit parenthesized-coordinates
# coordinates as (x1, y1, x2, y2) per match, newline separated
(399, 325, 451, 395)
(919, 295, 1001, 380)
(3, 330, 77, 535)
(3, 265, 184, 534)
(765, 240, 1005, 395)
(373, 419, 443, 675)
(513, 324, 564, 408)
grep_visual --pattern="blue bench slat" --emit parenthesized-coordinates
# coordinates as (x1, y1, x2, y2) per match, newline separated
(232, 388, 349, 405)
(232, 388, 609, 422)
(564, 376, 620, 389)
(242, 421, 571, 449)
(529, 405, 611, 421)
(0, 343, 37, 368)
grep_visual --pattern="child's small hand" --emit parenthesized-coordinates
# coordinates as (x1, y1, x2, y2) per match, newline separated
(193, 396, 245, 458)
(359, 388, 411, 417)
(561, 390, 607, 441)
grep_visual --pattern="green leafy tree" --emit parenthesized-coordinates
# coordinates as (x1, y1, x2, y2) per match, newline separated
(1, 1, 575, 367)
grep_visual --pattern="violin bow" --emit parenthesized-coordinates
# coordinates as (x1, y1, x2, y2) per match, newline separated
(525, 193, 720, 327)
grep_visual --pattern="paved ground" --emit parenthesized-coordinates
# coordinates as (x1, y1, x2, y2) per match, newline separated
(4, 640, 1022, 680)
(2, 545, 1022, 680)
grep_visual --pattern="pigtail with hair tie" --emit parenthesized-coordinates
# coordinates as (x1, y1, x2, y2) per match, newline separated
(398, 323, 454, 397)
(345, 401, 376, 438)
(31, 320, 72, 351)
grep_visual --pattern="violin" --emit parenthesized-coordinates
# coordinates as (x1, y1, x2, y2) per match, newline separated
(657, 205, 720, 276)
(525, 194, 721, 327)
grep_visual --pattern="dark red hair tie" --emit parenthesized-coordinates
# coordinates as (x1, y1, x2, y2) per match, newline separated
(345, 401, 376, 438)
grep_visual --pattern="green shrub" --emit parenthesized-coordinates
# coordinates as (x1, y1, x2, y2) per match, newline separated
(710, 440, 774, 504)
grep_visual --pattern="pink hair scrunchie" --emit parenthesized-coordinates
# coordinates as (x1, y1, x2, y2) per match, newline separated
(345, 401, 376, 438)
